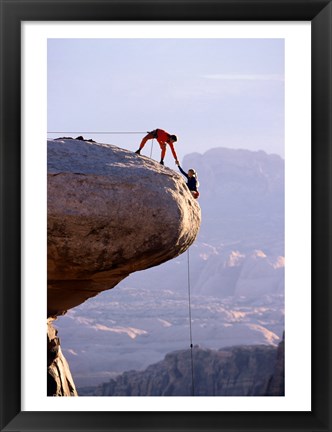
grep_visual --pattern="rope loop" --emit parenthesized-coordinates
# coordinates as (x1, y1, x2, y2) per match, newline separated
(47, 131, 147, 134)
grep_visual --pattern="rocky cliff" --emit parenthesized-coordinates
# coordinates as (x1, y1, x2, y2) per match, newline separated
(47, 318, 77, 396)
(92, 342, 284, 396)
(266, 332, 285, 395)
(47, 138, 201, 395)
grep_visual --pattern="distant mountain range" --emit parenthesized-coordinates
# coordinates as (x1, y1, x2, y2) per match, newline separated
(55, 147, 285, 388)
(80, 338, 284, 397)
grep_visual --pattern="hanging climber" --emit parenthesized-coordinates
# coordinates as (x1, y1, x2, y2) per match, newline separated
(135, 128, 179, 166)
(176, 161, 200, 199)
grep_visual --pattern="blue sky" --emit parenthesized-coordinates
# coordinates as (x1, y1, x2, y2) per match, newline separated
(48, 38, 284, 161)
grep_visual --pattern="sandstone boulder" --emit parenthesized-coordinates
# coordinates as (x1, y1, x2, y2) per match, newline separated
(47, 138, 201, 317)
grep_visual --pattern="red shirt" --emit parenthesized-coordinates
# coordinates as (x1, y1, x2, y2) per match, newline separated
(156, 129, 178, 160)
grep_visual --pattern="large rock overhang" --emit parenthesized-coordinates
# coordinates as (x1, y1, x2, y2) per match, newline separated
(47, 139, 201, 317)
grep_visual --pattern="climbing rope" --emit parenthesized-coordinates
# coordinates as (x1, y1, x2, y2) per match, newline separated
(47, 131, 147, 134)
(149, 138, 154, 159)
(187, 248, 195, 396)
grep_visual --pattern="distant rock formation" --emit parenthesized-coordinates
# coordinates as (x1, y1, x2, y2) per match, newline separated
(47, 138, 201, 395)
(183, 148, 284, 248)
(266, 332, 285, 395)
(183, 147, 284, 210)
(92, 342, 284, 396)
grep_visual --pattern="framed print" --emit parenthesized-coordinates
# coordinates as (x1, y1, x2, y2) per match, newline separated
(1, 0, 331, 431)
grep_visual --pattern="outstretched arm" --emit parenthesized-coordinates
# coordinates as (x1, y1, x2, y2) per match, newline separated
(178, 165, 188, 179)
(168, 142, 179, 163)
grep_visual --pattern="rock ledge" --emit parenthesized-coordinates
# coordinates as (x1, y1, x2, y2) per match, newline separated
(47, 138, 201, 317)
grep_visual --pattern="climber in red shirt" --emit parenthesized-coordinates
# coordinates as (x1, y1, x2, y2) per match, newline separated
(135, 129, 179, 166)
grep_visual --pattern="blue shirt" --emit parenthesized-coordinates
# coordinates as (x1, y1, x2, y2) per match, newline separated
(178, 166, 197, 192)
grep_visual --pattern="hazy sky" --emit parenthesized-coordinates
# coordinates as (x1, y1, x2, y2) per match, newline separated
(48, 38, 284, 162)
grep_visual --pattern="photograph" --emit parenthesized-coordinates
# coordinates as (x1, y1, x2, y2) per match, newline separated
(47, 37, 286, 399)
(1, 0, 331, 431)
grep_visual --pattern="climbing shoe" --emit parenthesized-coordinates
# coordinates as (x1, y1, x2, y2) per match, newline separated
(160, 160, 164, 165)
(135, 149, 141, 155)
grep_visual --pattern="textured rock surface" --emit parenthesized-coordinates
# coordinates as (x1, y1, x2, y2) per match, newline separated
(47, 319, 77, 396)
(47, 138, 201, 317)
(266, 332, 285, 395)
(93, 343, 284, 396)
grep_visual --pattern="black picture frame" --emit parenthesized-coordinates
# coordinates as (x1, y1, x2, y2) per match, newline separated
(1, 0, 331, 431)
